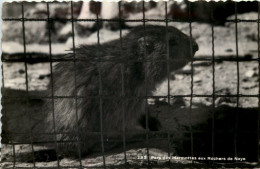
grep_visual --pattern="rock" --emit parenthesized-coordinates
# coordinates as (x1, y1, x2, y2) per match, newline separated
(175, 69, 192, 75)
(245, 70, 256, 78)
(155, 99, 169, 105)
(38, 75, 46, 80)
(242, 82, 258, 90)
(18, 69, 25, 74)
(226, 12, 258, 42)
(193, 76, 202, 83)
(148, 98, 155, 105)
(244, 54, 253, 60)
(170, 97, 186, 107)
(215, 97, 235, 106)
(225, 48, 233, 52)
(242, 78, 249, 82)
(175, 74, 184, 80)
(193, 61, 211, 67)
(170, 73, 176, 80)
(216, 65, 223, 70)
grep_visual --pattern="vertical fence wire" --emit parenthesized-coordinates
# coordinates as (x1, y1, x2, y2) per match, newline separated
(1, 33, 15, 167)
(70, 1, 83, 168)
(21, 1, 28, 93)
(3, 1, 260, 167)
(47, 2, 60, 168)
(29, 130, 35, 167)
(96, 11, 106, 169)
(142, 1, 150, 165)
(118, 1, 128, 165)
(21, 2, 36, 168)
(211, 2, 216, 161)
(165, 1, 171, 159)
(234, 2, 239, 158)
(11, 140, 16, 168)
(2, 63, 4, 89)
(1, 21, 6, 164)
(188, 1, 194, 158)
(257, 2, 260, 164)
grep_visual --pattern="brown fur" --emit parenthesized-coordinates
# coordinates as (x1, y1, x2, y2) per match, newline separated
(2, 25, 198, 157)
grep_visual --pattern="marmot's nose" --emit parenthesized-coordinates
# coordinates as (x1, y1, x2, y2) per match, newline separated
(192, 40, 199, 53)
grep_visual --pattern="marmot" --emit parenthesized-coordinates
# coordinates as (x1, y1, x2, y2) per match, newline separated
(2, 25, 198, 158)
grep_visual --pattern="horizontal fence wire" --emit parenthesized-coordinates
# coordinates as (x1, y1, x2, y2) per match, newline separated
(2, 56, 259, 63)
(2, 18, 260, 23)
(4, 129, 258, 144)
(2, 94, 260, 100)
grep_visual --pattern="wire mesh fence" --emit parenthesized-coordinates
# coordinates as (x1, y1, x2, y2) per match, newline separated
(1, 1, 260, 168)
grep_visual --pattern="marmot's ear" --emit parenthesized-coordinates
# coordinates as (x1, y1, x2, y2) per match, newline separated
(138, 37, 154, 54)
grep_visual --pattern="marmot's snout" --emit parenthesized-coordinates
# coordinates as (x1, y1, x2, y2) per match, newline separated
(192, 40, 199, 54)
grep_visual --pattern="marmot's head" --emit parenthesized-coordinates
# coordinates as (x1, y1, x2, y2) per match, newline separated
(126, 25, 198, 83)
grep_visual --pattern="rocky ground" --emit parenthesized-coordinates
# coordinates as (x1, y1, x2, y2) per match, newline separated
(1, 12, 260, 168)
(3, 13, 259, 107)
